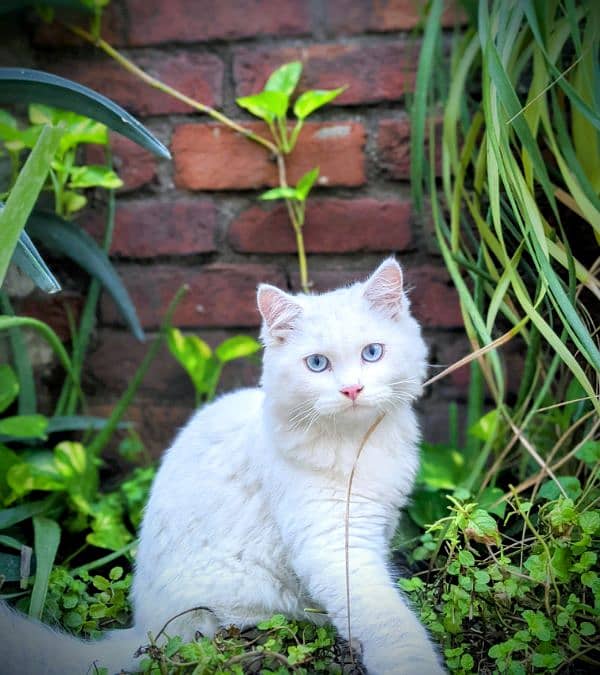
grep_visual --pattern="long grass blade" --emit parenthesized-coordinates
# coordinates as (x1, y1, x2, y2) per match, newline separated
(28, 516, 60, 619)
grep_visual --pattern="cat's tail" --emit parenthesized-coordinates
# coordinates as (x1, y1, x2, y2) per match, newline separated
(0, 601, 145, 675)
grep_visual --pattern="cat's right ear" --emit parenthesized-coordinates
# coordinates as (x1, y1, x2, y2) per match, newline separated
(257, 284, 302, 342)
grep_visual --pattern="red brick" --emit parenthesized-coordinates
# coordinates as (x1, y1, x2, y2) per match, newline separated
(173, 122, 365, 191)
(378, 117, 442, 180)
(85, 198, 217, 258)
(48, 51, 223, 115)
(432, 333, 472, 392)
(234, 42, 419, 105)
(229, 198, 412, 253)
(125, 0, 310, 45)
(86, 134, 157, 192)
(17, 291, 83, 342)
(32, 2, 127, 46)
(326, 0, 466, 34)
(101, 263, 286, 329)
(290, 263, 462, 328)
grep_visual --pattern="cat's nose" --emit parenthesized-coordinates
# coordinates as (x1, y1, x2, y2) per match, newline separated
(340, 384, 364, 401)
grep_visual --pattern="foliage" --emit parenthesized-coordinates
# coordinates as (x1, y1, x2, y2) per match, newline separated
(236, 61, 344, 155)
(237, 62, 343, 290)
(136, 615, 355, 675)
(41, 565, 132, 639)
(0, 67, 168, 292)
(167, 330, 261, 405)
(0, 284, 183, 617)
(400, 481, 599, 674)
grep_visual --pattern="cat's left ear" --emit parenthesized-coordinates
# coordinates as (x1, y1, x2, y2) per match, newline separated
(363, 257, 405, 319)
(257, 284, 302, 341)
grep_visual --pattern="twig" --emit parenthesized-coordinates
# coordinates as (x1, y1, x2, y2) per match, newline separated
(154, 605, 215, 642)
(344, 412, 386, 660)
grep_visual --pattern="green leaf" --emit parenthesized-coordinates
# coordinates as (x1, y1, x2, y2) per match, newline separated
(54, 441, 98, 504)
(293, 87, 346, 120)
(63, 611, 83, 629)
(12, 229, 61, 294)
(418, 442, 465, 490)
(0, 364, 19, 414)
(86, 494, 132, 551)
(458, 549, 475, 567)
(29, 516, 61, 619)
(464, 508, 500, 545)
(0, 533, 25, 551)
(407, 486, 450, 527)
(575, 441, 600, 466)
(62, 191, 87, 215)
(0, 414, 48, 439)
(259, 186, 300, 201)
(215, 335, 261, 363)
(26, 210, 144, 341)
(409, 0, 443, 212)
(579, 511, 599, 535)
(469, 409, 500, 441)
(523, 610, 555, 642)
(7, 453, 64, 499)
(264, 61, 302, 97)
(0, 69, 170, 159)
(295, 167, 319, 201)
(236, 91, 288, 121)
(68, 165, 123, 190)
(580, 622, 596, 637)
(0, 496, 55, 529)
(167, 328, 213, 394)
(31, 105, 109, 156)
(478, 486, 507, 518)
(0, 124, 64, 287)
(0, 445, 19, 502)
(47, 416, 129, 434)
(539, 476, 582, 502)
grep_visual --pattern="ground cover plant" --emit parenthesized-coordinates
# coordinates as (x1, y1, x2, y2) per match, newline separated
(1, 0, 598, 673)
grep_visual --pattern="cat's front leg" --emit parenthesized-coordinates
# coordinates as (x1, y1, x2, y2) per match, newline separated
(292, 544, 445, 675)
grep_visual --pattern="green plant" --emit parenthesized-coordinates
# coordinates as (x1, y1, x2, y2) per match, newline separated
(54, 7, 344, 292)
(166, 330, 261, 405)
(136, 614, 352, 674)
(235, 63, 344, 289)
(41, 564, 132, 638)
(0, 67, 169, 292)
(400, 475, 599, 674)
(0, 287, 185, 619)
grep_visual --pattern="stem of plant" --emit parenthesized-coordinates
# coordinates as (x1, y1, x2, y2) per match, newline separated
(64, 21, 312, 293)
(87, 284, 189, 457)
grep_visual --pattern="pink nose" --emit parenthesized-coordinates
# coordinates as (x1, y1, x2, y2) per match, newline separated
(340, 384, 364, 401)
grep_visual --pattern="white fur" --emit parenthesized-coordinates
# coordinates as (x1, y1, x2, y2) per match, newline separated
(0, 259, 444, 674)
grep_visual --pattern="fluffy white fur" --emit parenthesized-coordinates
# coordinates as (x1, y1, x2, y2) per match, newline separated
(0, 258, 444, 675)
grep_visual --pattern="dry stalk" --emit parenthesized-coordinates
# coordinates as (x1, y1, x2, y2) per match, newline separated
(344, 412, 386, 659)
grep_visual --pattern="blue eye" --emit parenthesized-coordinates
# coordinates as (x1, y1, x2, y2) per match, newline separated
(362, 343, 384, 362)
(305, 354, 329, 372)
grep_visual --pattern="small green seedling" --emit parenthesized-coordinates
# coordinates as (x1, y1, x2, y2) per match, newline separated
(167, 329, 261, 405)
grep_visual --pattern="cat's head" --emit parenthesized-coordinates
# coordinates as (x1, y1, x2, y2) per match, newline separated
(257, 258, 428, 431)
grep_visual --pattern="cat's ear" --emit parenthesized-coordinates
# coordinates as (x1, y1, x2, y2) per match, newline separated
(363, 257, 405, 319)
(257, 284, 302, 341)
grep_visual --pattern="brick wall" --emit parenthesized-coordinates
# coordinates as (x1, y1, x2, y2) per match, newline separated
(4, 0, 473, 456)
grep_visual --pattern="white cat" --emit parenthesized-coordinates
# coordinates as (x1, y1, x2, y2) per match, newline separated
(0, 258, 444, 675)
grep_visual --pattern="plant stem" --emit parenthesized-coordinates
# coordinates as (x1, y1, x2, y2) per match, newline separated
(64, 22, 312, 292)
(87, 285, 188, 457)
(65, 24, 277, 156)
